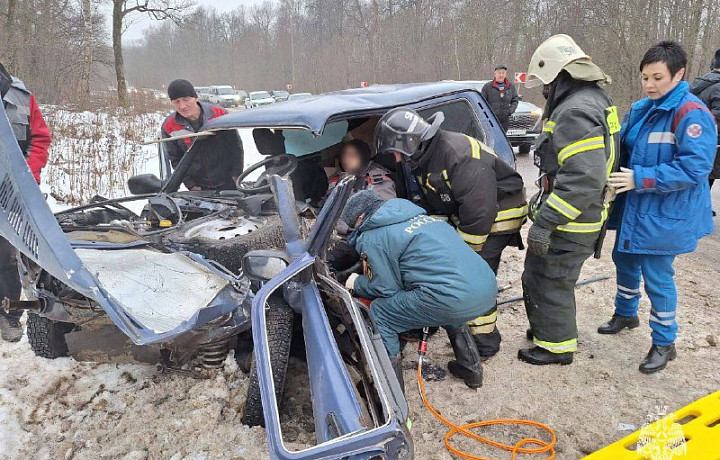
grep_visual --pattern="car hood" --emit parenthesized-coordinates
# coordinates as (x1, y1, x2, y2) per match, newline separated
(0, 103, 250, 345)
(206, 82, 478, 135)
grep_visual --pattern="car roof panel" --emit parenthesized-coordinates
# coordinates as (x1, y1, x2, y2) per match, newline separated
(205, 82, 479, 135)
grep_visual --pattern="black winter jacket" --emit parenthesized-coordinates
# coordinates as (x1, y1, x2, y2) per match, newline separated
(690, 71, 720, 179)
(481, 79, 519, 127)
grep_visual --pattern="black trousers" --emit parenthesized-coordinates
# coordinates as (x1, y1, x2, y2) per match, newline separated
(469, 232, 522, 357)
(522, 239, 594, 353)
(0, 237, 21, 319)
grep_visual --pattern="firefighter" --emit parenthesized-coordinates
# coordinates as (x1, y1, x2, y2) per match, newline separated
(0, 62, 51, 342)
(161, 79, 243, 191)
(519, 34, 618, 365)
(374, 107, 527, 360)
(342, 190, 497, 389)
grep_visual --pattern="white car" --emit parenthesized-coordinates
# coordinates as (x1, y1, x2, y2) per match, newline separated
(244, 91, 276, 109)
(207, 85, 240, 108)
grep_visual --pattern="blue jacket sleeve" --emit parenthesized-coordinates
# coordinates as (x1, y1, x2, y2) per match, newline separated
(633, 109, 717, 193)
(353, 241, 403, 300)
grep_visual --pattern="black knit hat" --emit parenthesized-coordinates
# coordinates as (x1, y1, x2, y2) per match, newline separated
(712, 49, 720, 70)
(167, 79, 197, 100)
(341, 190, 384, 228)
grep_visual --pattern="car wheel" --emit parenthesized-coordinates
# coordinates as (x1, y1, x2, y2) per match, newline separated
(26, 312, 75, 359)
(241, 295, 294, 427)
(518, 144, 532, 155)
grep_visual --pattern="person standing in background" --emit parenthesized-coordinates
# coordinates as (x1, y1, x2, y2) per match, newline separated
(690, 48, 720, 215)
(481, 65, 519, 131)
(0, 61, 51, 342)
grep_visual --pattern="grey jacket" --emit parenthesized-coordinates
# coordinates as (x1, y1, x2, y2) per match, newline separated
(690, 70, 720, 179)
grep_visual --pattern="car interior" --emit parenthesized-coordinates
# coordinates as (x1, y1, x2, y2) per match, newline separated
(249, 98, 490, 207)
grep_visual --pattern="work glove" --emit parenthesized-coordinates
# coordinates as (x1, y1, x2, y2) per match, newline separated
(527, 223, 552, 257)
(608, 167, 635, 193)
(345, 273, 360, 291)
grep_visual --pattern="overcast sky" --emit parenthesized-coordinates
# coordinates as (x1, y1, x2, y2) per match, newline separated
(122, 0, 264, 43)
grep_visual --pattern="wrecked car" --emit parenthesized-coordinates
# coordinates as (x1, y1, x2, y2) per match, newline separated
(0, 82, 513, 459)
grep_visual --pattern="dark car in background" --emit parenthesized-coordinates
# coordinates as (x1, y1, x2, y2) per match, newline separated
(270, 90, 289, 102)
(507, 100, 543, 155)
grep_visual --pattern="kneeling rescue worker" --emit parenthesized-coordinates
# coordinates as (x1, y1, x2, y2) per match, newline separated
(519, 34, 619, 365)
(342, 191, 498, 389)
(374, 107, 527, 360)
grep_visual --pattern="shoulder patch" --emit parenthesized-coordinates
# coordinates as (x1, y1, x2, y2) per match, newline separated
(686, 123, 703, 138)
(672, 100, 712, 132)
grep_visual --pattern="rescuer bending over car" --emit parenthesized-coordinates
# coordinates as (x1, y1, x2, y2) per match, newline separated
(341, 190, 498, 389)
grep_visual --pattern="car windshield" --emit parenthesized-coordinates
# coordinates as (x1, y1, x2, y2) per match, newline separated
(218, 87, 235, 95)
(252, 92, 272, 99)
(274, 91, 289, 97)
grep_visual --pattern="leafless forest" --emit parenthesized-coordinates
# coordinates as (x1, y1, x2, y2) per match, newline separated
(2, 0, 720, 109)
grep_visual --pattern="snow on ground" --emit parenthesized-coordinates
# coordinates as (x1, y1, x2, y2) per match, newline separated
(0, 109, 718, 459)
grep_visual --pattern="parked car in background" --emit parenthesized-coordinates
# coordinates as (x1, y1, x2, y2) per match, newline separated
(507, 100, 543, 155)
(245, 91, 276, 109)
(287, 92, 313, 101)
(270, 90, 289, 102)
(195, 87, 210, 102)
(208, 85, 240, 108)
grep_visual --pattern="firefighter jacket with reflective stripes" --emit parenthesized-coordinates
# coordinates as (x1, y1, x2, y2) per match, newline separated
(0, 75, 50, 184)
(532, 77, 619, 247)
(161, 102, 243, 190)
(608, 81, 716, 255)
(412, 129, 527, 250)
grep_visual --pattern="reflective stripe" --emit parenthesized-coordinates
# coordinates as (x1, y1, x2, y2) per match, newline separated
(424, 174, 437, 192)
(533, 337, 577, 353)
(618, 292, 636, 300)
(618, 285, 640, 294)
(464, 135, 498, 159)
(457, 229, 488, 245)
(650, 316, 675, 326)
(546, 193, 581, 220)
(648, 132, 676, 144)
(441, 169, 452, 189)
(556, 205, 608, 233)
(490, 218, 525, 233)
(467, 242, 484, 251)
(651, 308, 676, 318)
(430, 215, 449, 222)
(469, 323, 496, 334)
(495, 205, 529, 222)
(557, 136, 605, 165)
(465, 135, 481, 159)
(543, 120, 556, 133)
(468, 311, 498, 327)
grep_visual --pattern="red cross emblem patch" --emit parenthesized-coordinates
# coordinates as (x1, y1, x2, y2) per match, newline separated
(686, 123, 702, 138)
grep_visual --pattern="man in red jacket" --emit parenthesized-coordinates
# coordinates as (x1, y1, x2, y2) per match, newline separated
(0, 61, 51, 341)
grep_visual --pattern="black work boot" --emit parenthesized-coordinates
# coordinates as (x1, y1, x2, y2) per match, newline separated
(518, 346, 573, 365)
(389, 354, 405, 393)
(639, 344, 676, 374)
(526, 329, 533, 341)
(0, 311, 22, 342)
(472, 327, 501, 361)
(446, 325, 483, 389)
(598, 314, 640, 335)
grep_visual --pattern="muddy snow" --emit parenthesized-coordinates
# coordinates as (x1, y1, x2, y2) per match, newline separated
(1, 109, 719, 460)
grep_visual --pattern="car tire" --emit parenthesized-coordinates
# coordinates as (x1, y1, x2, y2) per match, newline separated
(518, 144, 531, 156)
(241, 296, 294, 427)
(26, 312, 75, 359)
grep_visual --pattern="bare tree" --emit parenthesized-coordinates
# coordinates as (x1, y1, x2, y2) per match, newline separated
(111, 0, 193, 106)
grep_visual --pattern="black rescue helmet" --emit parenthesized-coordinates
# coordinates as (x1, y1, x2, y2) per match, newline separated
(374, 107, 445, 158)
